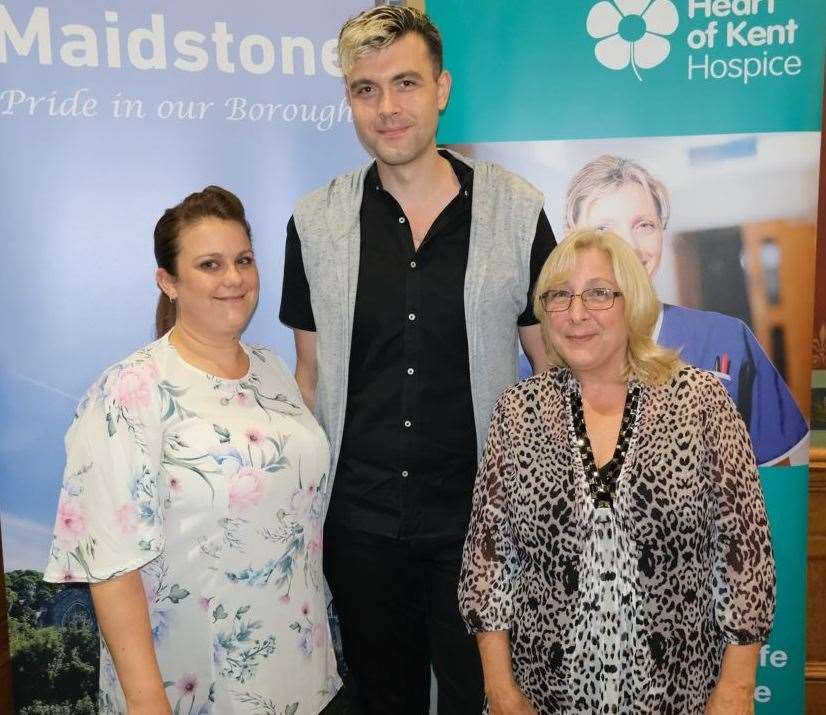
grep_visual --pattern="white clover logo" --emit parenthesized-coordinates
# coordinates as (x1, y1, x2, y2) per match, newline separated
(587, 0, 679, 81)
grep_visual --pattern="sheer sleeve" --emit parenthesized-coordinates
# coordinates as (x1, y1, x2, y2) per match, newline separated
(43, 355, 165, 583)
(458, 393, 521, 633)
(703, 373, 776, 644)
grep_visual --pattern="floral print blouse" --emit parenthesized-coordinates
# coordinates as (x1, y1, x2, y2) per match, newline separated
(44, 334, 341, 714)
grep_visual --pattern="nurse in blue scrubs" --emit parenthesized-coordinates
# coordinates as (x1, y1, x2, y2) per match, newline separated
(520, 154, 808, 465)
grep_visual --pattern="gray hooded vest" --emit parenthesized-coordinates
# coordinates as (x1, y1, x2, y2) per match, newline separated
(293, 150, 544, 483)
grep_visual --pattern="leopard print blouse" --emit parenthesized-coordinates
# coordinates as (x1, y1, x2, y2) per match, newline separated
(458, 366, 775, 713)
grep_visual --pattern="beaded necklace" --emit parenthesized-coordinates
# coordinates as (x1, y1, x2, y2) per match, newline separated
(570, 383, 641, 509)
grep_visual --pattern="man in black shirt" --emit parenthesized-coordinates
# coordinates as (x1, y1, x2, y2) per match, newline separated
(279, 6, 555, 714)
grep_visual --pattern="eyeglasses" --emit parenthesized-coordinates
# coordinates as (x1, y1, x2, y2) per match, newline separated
(540, 287, 623, 312)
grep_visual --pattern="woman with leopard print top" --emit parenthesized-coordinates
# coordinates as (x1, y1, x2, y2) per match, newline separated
(459, 229, 775, 715)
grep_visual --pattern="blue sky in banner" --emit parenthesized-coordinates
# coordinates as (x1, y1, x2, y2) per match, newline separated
(429, 0, 826, 142)
(0, 0, 372, 570)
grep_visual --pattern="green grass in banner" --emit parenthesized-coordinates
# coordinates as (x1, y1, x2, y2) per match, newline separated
(428, 1, 826, 142)
(755, 465, 808, 713)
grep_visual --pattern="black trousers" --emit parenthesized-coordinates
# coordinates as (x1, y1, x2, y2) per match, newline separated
(324, 526, 484, 715)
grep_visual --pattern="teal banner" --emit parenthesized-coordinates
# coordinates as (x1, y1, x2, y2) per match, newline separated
(430, 0, 825, 142)
(429, 1, 822, 712)
(758, 465, 809, 712)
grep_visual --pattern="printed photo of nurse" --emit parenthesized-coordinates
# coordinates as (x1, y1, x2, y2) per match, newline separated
(456, 133, 816, 465)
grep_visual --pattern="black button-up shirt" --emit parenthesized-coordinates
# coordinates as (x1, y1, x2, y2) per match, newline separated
(280, 151, 556, 541)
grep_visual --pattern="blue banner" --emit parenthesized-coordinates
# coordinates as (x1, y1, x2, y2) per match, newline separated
(0, 2, 368, 710)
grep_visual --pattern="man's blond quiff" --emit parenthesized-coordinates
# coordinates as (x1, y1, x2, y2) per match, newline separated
(338, 5, 443, 79)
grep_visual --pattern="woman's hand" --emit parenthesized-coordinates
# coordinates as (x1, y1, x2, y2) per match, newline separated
(487, 682, 539, 715)
(476, 631, 537, 715)
(706, 643, 760, 714)
(90, 571, 170, 715)
(127, 695, 173, 715)
(705, 680, 755, 715)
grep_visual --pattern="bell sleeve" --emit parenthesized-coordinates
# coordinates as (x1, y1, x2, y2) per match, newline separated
(458, 393, 521, 633)
(43, 357, 165, 583)
(703, 372, 776, 644)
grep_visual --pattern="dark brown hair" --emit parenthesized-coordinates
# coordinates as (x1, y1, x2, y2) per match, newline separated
(154, 186, 252, 338)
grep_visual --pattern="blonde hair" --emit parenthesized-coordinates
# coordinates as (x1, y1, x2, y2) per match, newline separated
(533, 229, 682, 385)
(564, 155, 670, 232)
(338, 5, 443, 79)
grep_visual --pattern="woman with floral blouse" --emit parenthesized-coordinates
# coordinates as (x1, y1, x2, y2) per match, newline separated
(459, 229, 775, 714)
(44, 187, 340, 714)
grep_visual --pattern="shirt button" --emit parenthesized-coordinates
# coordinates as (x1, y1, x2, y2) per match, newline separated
(398, 216, 406, 224)
(407, 367, 415, 375)
(408, 313, 416, 321)
(410, 260, 417, 269)
(401, 470, 409, 478)
(404, 420, 412, 428)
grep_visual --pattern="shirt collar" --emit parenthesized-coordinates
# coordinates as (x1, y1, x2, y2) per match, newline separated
(367, 148, 474, 198)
